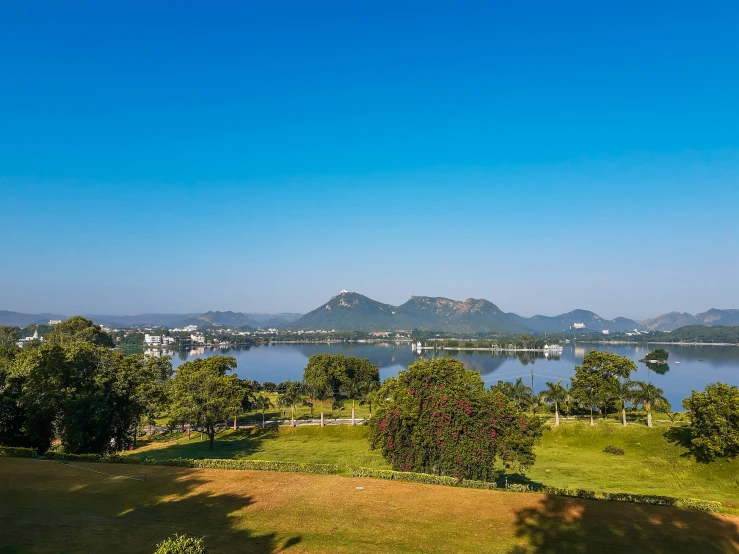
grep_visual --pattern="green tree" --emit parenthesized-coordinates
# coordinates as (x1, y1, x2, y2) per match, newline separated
(368, 358, 542, 480)
(613, 380, 636, 427)
(570, 350, 637, 422)
(277, 381, 305, 427)
(48, 316, 114, 347)
(682, 382, 739, 461)
(170, 356, 242, 449)
(303, 354, 345, 427)
(341, 357, 380, 425)
(633, 381, 670, 427)
(538, 380, 568, 426)
(252, 395, 274, 428)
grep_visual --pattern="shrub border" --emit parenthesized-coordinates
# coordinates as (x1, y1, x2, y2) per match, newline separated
(0, 447, 721, 512)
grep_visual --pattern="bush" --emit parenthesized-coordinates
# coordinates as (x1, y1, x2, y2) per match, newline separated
(153, 534, 207, 554)
(349, 467, 497, 489)
(542, 486, 596, 499)
(154, 458, 338, 474)
(603, 445, 625, 455)
(0, 446, 37, 458)
(506, 483, 531, 493)
(675, 498, 722, 513)
(44, 451, 103, 462)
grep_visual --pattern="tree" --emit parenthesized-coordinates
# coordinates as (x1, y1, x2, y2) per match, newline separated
(682, 383, 739, 461)
(570, 350, 638, 422)
(341, 357, 380, 425)
(368, 358, 542, 481)
(262, 381, 277, 393)
(539, 380, 568, 426)
(633, 381, 670, 427)
(570, 373, 600, 426)
(612, 380, 636, 427)
(252, 395, 274, 428)
(48, 316, 114, 347)
(170, 356, 242, 449)
(277, 381, 305, 427)
(491, 378, 532, 411)
(303, 354, 345, 427)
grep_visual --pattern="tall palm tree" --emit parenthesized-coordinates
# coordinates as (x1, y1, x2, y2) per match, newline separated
(278, 381, 305, 427)
(511, 377, 533, 411)
(539, 380, 568, 426)
(613, 380, 636, 427)
(309, 383, 334, 427)
(358, 381, 379, 419)
(252, 395, 274, 429)
(633, 381, 671, 427)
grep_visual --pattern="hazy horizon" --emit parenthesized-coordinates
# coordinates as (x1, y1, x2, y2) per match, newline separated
(2, 3, 737, 321)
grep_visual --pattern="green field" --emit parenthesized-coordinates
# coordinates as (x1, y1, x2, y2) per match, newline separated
(2, 456, 738, 553)
(128, 421, 739, 507)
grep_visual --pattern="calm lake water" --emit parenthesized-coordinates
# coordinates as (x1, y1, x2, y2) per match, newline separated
(162, 342, 739, 408)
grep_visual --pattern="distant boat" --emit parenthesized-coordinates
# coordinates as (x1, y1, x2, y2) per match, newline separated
(675, 361, 680, 364)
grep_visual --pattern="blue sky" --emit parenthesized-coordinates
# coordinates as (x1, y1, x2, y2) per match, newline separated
(1, 1, 737, 319)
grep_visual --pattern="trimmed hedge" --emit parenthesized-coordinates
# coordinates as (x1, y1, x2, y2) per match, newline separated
(542, 486, 597, 499)
(154, 458, 338, 474)
(349, 467, 497, 489)
(44, 452, 103, 463)
(36, 452, 337, 475)
(0, 446, 37, 458)
(601, 491, 722, 512)
(506, 483, 531, 493)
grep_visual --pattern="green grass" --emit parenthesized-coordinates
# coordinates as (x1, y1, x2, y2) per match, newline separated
(2, 456, 738, 553)
(524, 422, 739, 507)
(130, 425, 390, 472)
(129, 420, 739, 507)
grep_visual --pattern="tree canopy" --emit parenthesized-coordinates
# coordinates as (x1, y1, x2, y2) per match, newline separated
(368, 358, 542, 481)
(683, 382, 739, 461)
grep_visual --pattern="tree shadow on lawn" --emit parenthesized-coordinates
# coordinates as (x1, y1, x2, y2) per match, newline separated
(663, 426, 714, 463)
(508, 494, 739, 554)
(0, 460, 301, 554)
(140, 427, 280, 460)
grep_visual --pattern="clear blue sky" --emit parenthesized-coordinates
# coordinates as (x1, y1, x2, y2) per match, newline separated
(1, 1, 737, 319)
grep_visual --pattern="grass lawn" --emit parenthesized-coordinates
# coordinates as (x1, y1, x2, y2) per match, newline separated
(128, 421, 739, 507)
(131, 425, 389, 471)
(1, 456, 738, 553)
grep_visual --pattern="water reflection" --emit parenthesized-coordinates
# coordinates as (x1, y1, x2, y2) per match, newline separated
(168, 342, 739, 408)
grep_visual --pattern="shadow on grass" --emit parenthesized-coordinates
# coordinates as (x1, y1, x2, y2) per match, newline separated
(508, 494, 739, 553)
(136, 427, 280, 461)
(663, 425, 715, 463)
(0, 459, 301, 553)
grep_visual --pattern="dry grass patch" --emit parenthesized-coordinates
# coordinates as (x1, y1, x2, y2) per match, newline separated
(1, 457, 738, 553)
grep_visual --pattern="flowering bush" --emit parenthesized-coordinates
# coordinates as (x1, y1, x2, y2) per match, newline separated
(368, 358, 543, 481)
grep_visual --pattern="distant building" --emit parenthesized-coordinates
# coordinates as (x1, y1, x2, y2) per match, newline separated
(48, 319, 62, 325)
(573, 323, 586, 329)
(191, 333, 205, 344)
(602, 330, 610, 335)
(144, 334, 162, 346)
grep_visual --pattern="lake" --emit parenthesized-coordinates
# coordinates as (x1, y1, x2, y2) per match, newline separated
(160, 342, 739, 408)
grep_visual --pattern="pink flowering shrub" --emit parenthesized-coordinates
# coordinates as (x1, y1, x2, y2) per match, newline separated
(368, 358, 542, 481)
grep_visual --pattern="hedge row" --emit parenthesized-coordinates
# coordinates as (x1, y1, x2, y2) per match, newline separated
(0, 446, 37, 458)
(154, 458, 338, 474)
(349, 467, 721, 513)
(40, 452, 337, 474)
(601, 492, 722, 512)
(349, 467, 497, 489)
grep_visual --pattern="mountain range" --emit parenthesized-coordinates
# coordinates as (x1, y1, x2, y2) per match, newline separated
(2, 293, 738, 334)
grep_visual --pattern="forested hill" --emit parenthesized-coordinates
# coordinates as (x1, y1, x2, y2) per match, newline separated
(643, 325, 739, 344)
(290, 292, 638, 333)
